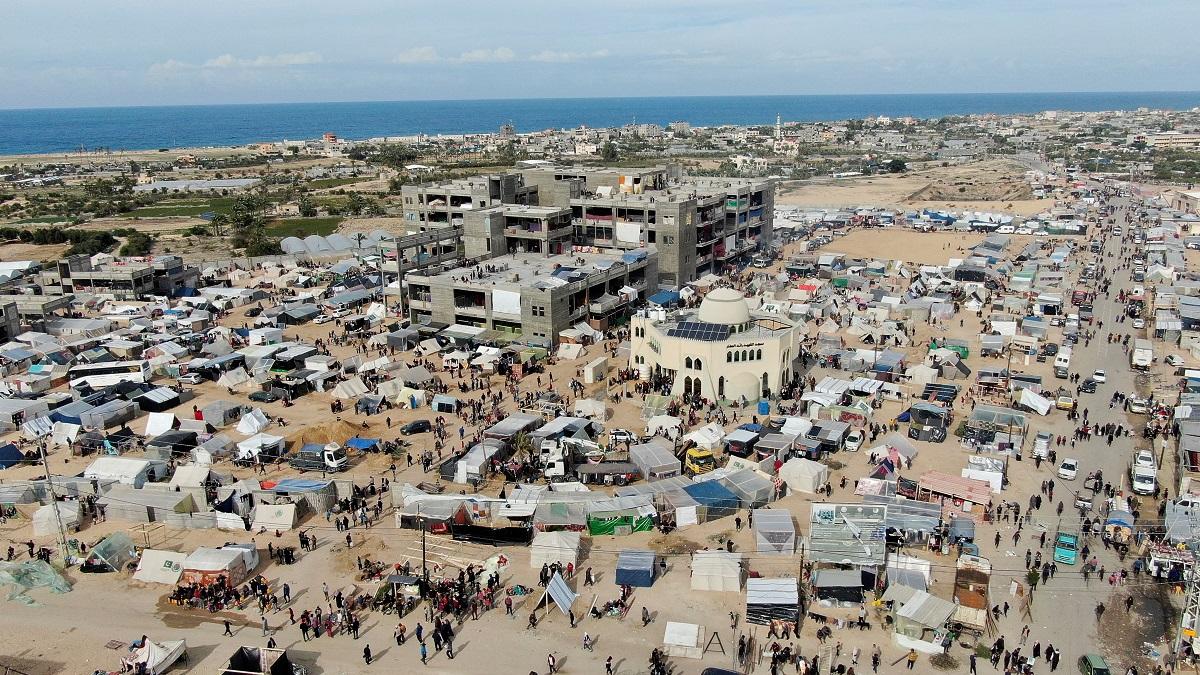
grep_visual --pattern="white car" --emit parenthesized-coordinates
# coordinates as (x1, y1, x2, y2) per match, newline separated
(1132, 318, 1145, 329)
(1167, 354, 1185, 367)
(1092, 369, 1106, 383)
(609, 428, 637, 444)
(177, 373, 204, 385)
(844, 430, 864, 452)
(314, 314, 335, 324)
(332, 308, 351, 319)
(1057, 458, 1079, 481)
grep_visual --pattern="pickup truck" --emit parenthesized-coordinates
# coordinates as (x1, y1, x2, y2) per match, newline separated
(289, 443, 349, 472)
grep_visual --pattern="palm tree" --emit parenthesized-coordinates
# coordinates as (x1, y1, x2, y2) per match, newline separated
(513, 431, 534, 463)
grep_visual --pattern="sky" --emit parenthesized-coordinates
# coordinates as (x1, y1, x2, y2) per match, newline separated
(1, 0, 1198, 109)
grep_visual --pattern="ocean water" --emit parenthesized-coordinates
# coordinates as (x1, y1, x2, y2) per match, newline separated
(1, 91, 1199, 156)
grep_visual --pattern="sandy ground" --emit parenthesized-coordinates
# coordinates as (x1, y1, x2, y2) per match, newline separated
(777, 160, 1048, 216)
(0, 242, 72, 263)
(0, 198, 1175, 674)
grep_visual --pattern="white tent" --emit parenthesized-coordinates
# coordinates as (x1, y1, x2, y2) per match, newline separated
(51, 421, 81, 447)
(530, 531, 582, 569)
(217, 367, 251, 390)
(133, 549, 186, 584)
(236, 433, 284, 460)
(682, 423, 724, 451)
(144, 412, 177, 437)
(1019, 388, 1052, 416)
(573, 399, 606, 419)
(251, 503, 298, 531)
(236, 408, 270, 435)
(663, 622, 705, 660)
(645, 415, 682, 439)
(556, 343, 585, 360)
(690, 550, 742, 592)
(332, 376, 369, 400)
(754, 509, 797, 555)
(777, 458, 829, 494)
(169, 465, 211, 489)
(32, 501, 81, 536)
(123, 638, 187, 675)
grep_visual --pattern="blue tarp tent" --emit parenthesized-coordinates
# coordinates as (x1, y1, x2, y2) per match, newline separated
(682, 480, 739, 519)
(345, 437, 380, 452)
(270, 478, 333, 493)
(0, 443, 23, 469)
(647, 290, 680, 307)
(614, 549, 657, 587)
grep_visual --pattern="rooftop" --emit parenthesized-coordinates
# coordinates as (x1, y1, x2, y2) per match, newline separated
(412, 249, 651, 293)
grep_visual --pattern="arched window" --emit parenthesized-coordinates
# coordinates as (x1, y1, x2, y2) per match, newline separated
(718, 376, 725, 398)
(762, 372, 769, 396)
(756, 349, 763, 361)
(694, 358, 702, 371)
(685, 357, 693, 369)
(691, 378, 701, 396)
(733, 352, 740, 362)
(683, 376, 692, 395)
(727, 353, 733, 363)
(741, 350, 748, 362)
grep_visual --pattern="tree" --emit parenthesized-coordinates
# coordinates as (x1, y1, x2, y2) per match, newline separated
(885, 159, 907, 173)
(298, 196, 318, 218)
(600, 141, 619, 162)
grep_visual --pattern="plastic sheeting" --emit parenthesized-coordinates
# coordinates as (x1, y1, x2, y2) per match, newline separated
(0, 560, 72, 603)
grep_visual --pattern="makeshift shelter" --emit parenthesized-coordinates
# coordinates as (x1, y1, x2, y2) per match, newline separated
(97, 487, 195, 523)
(251, 503, 298, 531)
(754, 509, 797, 555)
(630, 440, 681, 480)
(681, 480, 739, 521)
(181, 547, 249, 586)
(777, 458, 829, 495)
(123, 638, 187, 675)
(133, 549, 186, 585)
(662, 622, 705, 660)
(0, 443, 23, 470)
(683, 423, 725, 451)
(690, 550, 743, 592)
(614, 549, 657, 587)
(84, 457, 164, 488)
(32, 501, 81, 536)
(203, 400, 245, 428)
(220, 646, 298, 675)
(811, 569, 867, 605)
(236, 433, 285, 461)
(331, 376, 369, 400)
(711, 468, 773, 508)
(144, 411, 177, 437)
(530, 531, 582, 569)
(745, 577, 799, 625)
(85, 532, 137, 572)
(50, 421, 81, 448)
(236, 409, 270, 435)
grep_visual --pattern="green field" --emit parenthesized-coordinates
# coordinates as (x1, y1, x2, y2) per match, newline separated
(265, 217, 343, 238)
(13, 215, 71, 224)
(119, 197, 237, 218)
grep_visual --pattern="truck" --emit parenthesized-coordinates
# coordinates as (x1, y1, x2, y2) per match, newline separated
(1130, 452, 1157, 495)
(1053, 346, 1072, 379)
(288, 443, 349, 472)
(683, 446, 717, 477)
(951, 555, 991, 635)
(540, 436, 605, 481)
(1131, 339, 1153, 370)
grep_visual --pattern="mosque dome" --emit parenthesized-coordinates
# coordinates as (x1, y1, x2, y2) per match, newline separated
(697, 287, 751, 326)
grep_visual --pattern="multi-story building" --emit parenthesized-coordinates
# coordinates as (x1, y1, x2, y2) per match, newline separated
(399, 173, 537, 231)
(405, 249, 656, 345)
(462, 205, 574, 259)
(55, 254, 199, 299)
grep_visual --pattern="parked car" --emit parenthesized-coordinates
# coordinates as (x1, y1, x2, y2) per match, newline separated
(1057, 458, 1079, 481)
(1126, 398, 1149, 414)
(1167, 354, 1185, 367)
(400, 420, 432, 435)
(1079, 379, 1097, 394)
(248, 390, 280, 403)
(844, 430, 864, 452)
(609, 428, 637, 445)
(314, 314, 335, 324)
(1091, 369, 1106, 384)
(1132, 318, 1145, 329)
(1056, 395, 1076, 411)
(177, 373, 204, 385)
(1078, 654, 1111, 675)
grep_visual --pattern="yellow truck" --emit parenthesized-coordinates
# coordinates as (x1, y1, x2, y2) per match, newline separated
(684, 446, 717, 476)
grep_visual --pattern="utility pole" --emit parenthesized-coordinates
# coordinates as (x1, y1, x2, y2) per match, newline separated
(1174, 509, 1200, 656)
(38, 444, 69, 557)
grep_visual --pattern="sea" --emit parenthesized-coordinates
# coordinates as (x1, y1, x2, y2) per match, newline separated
(2, 91, 1199, 157)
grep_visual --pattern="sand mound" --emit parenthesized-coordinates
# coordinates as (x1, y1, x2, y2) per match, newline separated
(287, 419, 365, 447)
(648, 533, 703, 556)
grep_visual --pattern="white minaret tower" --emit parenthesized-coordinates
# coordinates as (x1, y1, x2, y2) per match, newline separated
(775, 113, 782, 139)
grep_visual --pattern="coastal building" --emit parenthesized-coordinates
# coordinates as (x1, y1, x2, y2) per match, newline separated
(1149, 132, 1200, 150)
(404, 249, 656, 345)
(462, 205, 574, 258)
(629, 287, 802, 402)
(400, 174, 537, 231)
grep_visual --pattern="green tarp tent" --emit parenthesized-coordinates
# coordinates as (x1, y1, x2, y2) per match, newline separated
(587, 511, 654, 536)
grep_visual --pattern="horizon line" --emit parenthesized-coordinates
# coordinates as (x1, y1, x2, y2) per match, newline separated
(3, 89, 1200, 113)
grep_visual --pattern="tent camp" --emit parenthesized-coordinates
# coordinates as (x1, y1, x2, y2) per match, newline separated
(745, 577, 799, 625)
(754, 509, 797, 555)
(181, 547, 250, 586)
(331, 377, 369, 400)
(250, 503, 299, 531)
(202, 400, 244, 427)
(32, 501, 81, 536)
(630, 440, 681, 480)
(778, 458, 829, 495)
(84, 456, 165, 488)
(50, 421, 81, 447)
(690, 550, 743, 592)
(236, 433, 285, 461)
(134, 549, 186, 585)
(614, 549, 657, 587)
(530, 531, 582, 569)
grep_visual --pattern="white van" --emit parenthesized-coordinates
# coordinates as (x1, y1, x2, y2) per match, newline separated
(1053, 346, 1072, 378)
(996, 225, 1016, 234)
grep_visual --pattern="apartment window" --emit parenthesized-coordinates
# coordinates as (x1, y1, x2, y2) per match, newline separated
(531, 305, 546, 317)
(663, 235, 676, 245)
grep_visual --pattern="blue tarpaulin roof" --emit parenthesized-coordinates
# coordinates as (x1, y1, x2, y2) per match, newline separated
(345, 437, 380, 450)
(648, 290, 680, 306)
(271, 478, 332, 493)
(683, 480, 739, 513)
(0, 443, 23, 470)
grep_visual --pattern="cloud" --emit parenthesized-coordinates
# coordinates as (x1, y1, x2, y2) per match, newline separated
(528, 49, 610, 63)
(393, 47, 440, 64)
(203, 52, 323, 68)
(453, 47, 515, 64)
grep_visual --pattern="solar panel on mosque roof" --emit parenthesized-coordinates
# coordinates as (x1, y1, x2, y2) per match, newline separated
(667, 321, 730, 341)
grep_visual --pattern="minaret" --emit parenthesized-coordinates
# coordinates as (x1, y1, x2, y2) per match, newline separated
(775, 113, 782, 139)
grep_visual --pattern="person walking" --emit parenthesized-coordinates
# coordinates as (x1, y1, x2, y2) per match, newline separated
(362, 644, 372, 665)
(261, 616, 269, 637)
(906, 649, 919, 670)
(606, 656, 614, 675)
(419, 641, 428, 665)
(395, 622, 406, 645)
(548, 652, 557, 673)
(223, 620, 233, 636)
(969, 652, 978, 675)
(583, 632, 593, 651)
